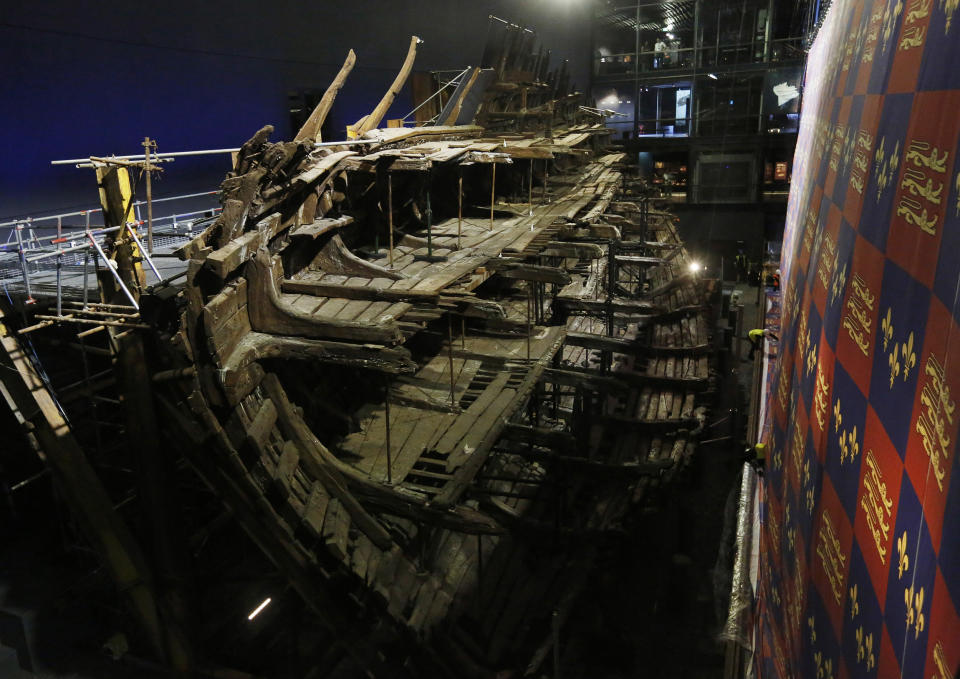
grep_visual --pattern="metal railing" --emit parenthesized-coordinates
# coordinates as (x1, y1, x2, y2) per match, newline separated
(594, 36, 805, 77)
(0, 189, 221, 308)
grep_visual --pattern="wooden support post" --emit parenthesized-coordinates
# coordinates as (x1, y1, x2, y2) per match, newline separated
(387, 172, 395, 269)
(461, 314, 466, 349)
(457, 169, 463, 250)
(490, 163, 496, 231)
(384, 378, 393, 484)
(143, 137, 155, 254)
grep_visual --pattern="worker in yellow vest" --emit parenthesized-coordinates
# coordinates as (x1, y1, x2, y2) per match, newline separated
(747, 328, 778, 361)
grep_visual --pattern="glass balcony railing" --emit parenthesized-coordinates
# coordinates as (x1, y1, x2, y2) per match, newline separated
(601, 112, 799, 139)
(594, 37, 805, 77)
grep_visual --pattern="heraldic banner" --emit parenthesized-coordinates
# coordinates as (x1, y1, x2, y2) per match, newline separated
(756, 0, 960, 677)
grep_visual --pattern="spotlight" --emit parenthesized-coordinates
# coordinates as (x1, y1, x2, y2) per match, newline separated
(688, 261, 701, 274)
(707, 73, 718, 80)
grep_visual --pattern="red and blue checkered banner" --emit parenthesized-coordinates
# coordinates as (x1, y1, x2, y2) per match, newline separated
(757, 1, 960, 677)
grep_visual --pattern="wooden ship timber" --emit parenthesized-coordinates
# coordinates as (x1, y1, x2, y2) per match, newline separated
(1, 23, 717, 678)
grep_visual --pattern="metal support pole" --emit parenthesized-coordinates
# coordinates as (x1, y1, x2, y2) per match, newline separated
(461, 315, 466, 349)
(125, 223, 161, 281)
(384, 378, 393, 484)
(426, 179, 434, 258)
(15, 225, 34, 304)
(87, 232, 139, 310)
(457, 170, 463, 250)
(490, 163, 496, 231)
(82, 250, 90, 308)
(528, 159, 534, 216)
(56, 217, 63, 316)
(143, 137, 155, 254)
(447, 315, 456, 406)
(387, 173, 395, 268)
(542, 160, 549, 203)
(527, 284, 533, 362)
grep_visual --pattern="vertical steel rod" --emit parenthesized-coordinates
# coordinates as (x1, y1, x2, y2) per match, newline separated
(528, 159, 534, 215)
(15, 226, 34, 304)
(384, 379, 393, 484)
(461, 315, 466, 349)
(543, 159, 548, 203)
(489, 163, 496, 231)
(387, 173, 395, 268)
(82, 250, 90, 308)
(457, 170, 463, 249)
(143, 137, 155, 253)
(56, 217, 63, 316)
(425, 179, 434, 258)
(526, 284, 532, 362)
(447, 315, 456, 406)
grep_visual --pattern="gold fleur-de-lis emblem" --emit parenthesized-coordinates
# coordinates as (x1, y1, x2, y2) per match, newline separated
(807, 341, 818, 376)
(901, 332, 917, 380)
(890, 343, 902, 388)
(834, 398, 842, 433)
(808, 615, 817, 644)
(865, 632, 875, 670)
(897, 531, 910, 578)
(847, 427, 860, 461)
(806, 487, 815, 513)
(905, 585, 926, 638)
(882, 308, 894, 351)
(850, 583, 860, 619)
(856, 625, 865, 659)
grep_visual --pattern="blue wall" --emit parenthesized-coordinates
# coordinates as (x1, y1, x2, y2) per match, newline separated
(0, 0, 591, 221)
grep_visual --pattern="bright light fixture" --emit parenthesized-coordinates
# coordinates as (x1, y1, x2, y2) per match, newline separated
(707, 73, 718, 80)
(688, 261, 701, 273)
(247, 597, 272, 620)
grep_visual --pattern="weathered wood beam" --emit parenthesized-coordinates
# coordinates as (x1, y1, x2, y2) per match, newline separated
(289, 215, 354, 240)
(564, 331, 640, 354)
(245, 248, 402, 345)
(355, 36, 422, 136)
(555, 297, 659, 315)
(487, 260, 571, 285)
(219, 331, 416, 405)
(281, 279, 439, 304)
(501, 424, 672, 476)
(311, 234, 406, 281)
(295, 49, 357, 143)
(540, 241, 604, 259)
(542, 367, 629, 393)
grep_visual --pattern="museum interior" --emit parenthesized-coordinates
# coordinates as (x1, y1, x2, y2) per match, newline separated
(0, 1, 957, 677)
